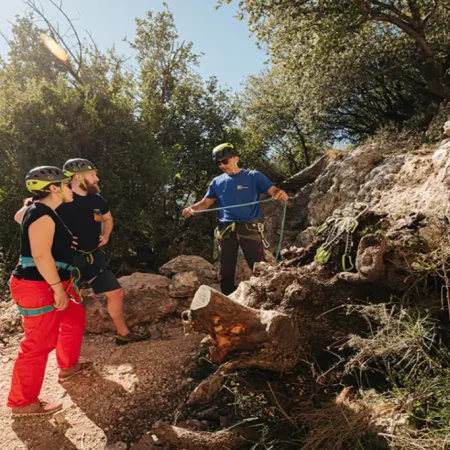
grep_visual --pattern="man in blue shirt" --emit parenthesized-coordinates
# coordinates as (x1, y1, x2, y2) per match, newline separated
(182, 143, 288, 295)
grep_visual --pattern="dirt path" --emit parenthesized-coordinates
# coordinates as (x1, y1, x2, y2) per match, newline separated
(0, 320, 202, 450)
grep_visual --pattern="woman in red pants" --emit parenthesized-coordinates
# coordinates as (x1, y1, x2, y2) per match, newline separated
(8, 166, 90, 417)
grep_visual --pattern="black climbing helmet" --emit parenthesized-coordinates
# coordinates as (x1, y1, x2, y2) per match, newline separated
(212, 143, 238, 162)
(25, 166, 70, 193)
(63, 158, 97, 177)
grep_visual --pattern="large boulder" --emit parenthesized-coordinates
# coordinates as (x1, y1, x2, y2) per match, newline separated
(169, 271, 201, 298)
(83, 272, 178, 334)
(159, 255, 216, 280)
(160, 255, 218, 297)
(266, 136, 450, 251)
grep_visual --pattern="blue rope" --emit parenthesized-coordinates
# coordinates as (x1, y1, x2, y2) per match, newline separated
(275, 200, 288, 263)
(191, 197, 275, 214)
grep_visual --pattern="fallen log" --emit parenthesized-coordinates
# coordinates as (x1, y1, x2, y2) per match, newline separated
(152, 422, 249, 450)
(182, 285, 300, 372)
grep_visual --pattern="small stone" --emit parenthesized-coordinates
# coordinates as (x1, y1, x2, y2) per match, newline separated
(2, 357, 10, 363)
(53, 410, 66, 425)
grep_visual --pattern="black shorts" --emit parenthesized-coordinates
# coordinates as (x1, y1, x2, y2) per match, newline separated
(72, 250, 121, 294)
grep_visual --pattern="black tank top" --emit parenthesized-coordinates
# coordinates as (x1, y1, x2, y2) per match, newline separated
(12, 203, 74, 281)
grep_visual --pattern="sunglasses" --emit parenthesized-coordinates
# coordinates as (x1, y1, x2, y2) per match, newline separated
(216, 158, 231, 166)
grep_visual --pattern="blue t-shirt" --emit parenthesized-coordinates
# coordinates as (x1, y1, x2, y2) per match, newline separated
(205, 169, 273, 222)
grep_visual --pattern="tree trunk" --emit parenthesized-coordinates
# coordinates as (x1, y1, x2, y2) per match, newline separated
(152, 423, 250, 450)
(182, 285, 301, 372)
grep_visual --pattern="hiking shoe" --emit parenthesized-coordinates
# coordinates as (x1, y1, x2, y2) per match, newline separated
(58, 361, 93, 383)
(11, 400, 62, 417)
(115, 329, 151, 346)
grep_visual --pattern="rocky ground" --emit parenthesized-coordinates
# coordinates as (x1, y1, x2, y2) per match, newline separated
(0, 320, 202, 450)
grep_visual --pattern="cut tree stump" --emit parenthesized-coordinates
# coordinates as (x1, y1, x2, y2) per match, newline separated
(182, 285, 301, 372)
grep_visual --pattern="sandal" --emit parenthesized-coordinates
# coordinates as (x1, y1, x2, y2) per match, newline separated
(11, 399, 62, 417)
(58, 361, 93, 383)
(115, 329, 151, 346)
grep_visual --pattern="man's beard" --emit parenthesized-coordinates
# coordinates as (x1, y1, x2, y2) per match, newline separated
(81, 180, 100, 194)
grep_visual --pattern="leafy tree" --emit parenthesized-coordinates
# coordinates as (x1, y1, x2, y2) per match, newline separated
(222, 0, 450, 141)
(239, 67, 328, 176)
(0, 4, 248, 289)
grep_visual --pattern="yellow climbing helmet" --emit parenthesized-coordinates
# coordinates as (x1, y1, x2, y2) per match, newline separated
(25, 166, 71, 193)
(212, 143, 238, 162)
(63, 158, 97, 177)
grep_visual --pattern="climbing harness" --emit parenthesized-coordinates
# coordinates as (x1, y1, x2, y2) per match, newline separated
(257, 222, 271, 249)
(192, 198, 288, 263)
(16, 304, 57, 317)
(213, 221, 270, 259)
(314, 202, 368, 271)
(17, 256, 82, 316)
(77, 247, 99, 265)
(213, 222, 235, 259)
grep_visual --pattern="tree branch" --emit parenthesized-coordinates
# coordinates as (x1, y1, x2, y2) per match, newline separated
(25, 0, 84, 85)
(423, 0, 439, 28)
(49, 0, 83, 76)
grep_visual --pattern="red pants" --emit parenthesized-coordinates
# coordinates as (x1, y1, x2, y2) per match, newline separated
(7, 276, 85, 408)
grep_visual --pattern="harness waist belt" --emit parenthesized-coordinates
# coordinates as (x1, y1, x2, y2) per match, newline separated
(18, 256, 82, 300)
(17, 305, 55, 317)
(19, 256, 76, 273)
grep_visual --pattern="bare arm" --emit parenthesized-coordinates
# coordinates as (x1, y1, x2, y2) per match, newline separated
(29, 216, 69, 310)
(14, 206, 28, 224)
(182, 197, 216, 217)
(99, 211, 113, 247)
(267, 186, 289, 201)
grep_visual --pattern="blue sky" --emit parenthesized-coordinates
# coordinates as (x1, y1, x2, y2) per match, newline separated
(0, 0, 267, 92)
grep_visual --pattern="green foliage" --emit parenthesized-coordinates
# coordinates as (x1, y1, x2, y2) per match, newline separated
(224, 0, 450, 143)
(239, 67, 327, 177)
(0, 5, 246, 287)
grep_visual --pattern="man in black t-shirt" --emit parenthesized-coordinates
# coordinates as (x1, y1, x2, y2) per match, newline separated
(60, 159, 150, 345)
(15, 160, 150, 345)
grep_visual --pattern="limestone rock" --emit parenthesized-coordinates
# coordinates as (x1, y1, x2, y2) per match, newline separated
(159, 255, 216, 281)
(444, 120, 450, 136)
(169, 271, 201, 298)
(83, 272, 177, 333)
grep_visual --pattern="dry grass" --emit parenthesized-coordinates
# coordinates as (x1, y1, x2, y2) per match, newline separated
(296, 390, 384, 450)
(344, 304, 446, 380)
